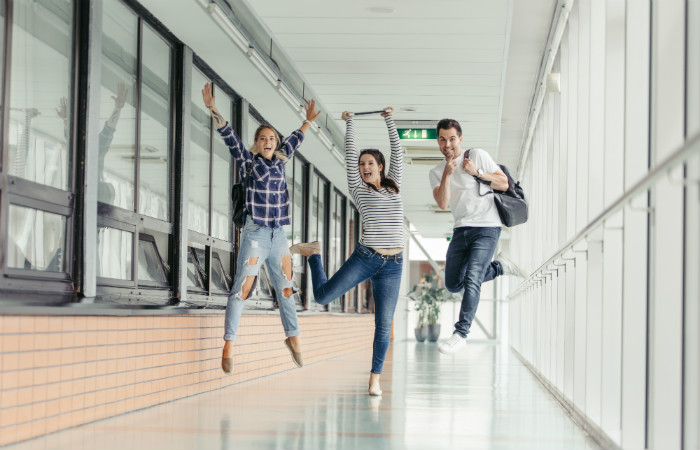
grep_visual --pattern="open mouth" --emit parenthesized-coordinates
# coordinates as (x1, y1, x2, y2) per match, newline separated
(362, 172, 372, 178)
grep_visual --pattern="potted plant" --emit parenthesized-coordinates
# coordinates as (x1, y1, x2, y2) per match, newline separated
(408, 271, 450, 342)
(414, 297, 428, 342)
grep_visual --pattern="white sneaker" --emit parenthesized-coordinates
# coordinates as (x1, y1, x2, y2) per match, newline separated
(438, 333, 467, 355)
(496, 252, 527, 278)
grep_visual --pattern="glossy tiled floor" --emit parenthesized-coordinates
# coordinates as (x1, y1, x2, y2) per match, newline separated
(5, 341, 600, 450)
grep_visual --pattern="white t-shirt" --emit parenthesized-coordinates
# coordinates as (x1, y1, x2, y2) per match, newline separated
(429, 148, 502, 228)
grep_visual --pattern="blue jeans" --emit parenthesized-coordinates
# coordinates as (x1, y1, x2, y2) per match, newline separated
(224, 217, 299, 341)
(307, 243, 403, 374)
(445, 226, 502, 338)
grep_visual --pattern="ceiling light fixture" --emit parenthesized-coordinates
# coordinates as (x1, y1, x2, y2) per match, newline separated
(366, 6, 396, 13)
(247, 47, 279, 87)
(207, 3, 249, 53)
(277, 80, 304, 113)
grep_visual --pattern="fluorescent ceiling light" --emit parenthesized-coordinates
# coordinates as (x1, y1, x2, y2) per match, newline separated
(331, 146, 345, 165)
(317, 129, 333, 149)
(207, 3, 249, 53)
(277, 81, 303, 112)
(248, 48, 279, 87)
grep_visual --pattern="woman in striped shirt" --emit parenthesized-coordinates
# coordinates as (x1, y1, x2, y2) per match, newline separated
(202, 83, 321, 375)
(290, 107, 404, 396)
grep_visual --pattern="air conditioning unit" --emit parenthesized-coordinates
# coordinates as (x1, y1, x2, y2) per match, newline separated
(404, 145, 442, 165)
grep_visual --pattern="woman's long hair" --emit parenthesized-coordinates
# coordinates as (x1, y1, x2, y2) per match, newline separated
(250, 124, 288, 161)
(359, 149, 399, 194)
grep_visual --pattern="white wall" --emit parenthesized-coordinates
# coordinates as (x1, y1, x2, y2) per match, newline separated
(507, 0, 699, 449)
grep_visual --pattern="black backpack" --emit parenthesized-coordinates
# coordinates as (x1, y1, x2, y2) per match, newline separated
(231, 156, 258, 228)
(468, 149, 528, 227)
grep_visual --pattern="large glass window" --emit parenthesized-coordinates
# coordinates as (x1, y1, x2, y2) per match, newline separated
(307, 170, 328, 308)
(211, 97, 233, 241)
(328, 190, 345, 312)
(96, 0, 173, 293)
(189, 68, 212, 235)
(1, 0, 76, 288)
(99, 0, 137, 209)
(186, 64, 236, 299)
(97, 227, 133, 280)
(7, 205, 67, 272)
(8, 0, 73, 190)
(139, 24, 171, 221)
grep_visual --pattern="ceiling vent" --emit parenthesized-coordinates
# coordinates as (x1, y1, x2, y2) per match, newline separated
(404, 145, 442, 165)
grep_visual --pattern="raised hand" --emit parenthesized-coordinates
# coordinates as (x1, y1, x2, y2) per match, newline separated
(341, 111, 352, 121)
(381, 106, 393, 117)
(202, 83, 216, 109)
(112, 83, 127, 109)
(305, 99, 322, 123)
(55, 97, 68, 120)
(444, 157, 459, 176)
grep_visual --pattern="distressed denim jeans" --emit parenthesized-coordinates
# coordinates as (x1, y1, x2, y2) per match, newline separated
(224, 217, 299, 341)
(307, 243, 403, 374)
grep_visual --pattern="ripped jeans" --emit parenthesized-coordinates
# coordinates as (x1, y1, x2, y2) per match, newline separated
(223, 217, 299, 341)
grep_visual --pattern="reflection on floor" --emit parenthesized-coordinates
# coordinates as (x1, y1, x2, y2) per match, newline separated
(6, 341, 600, 450)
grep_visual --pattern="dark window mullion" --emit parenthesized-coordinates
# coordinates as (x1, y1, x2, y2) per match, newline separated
(132, 17, 143, 288)
(0, 0, 14, 278)
(206, 86, 215, 294)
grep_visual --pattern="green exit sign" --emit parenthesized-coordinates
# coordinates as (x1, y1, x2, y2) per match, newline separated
(397, 128, 437, 140)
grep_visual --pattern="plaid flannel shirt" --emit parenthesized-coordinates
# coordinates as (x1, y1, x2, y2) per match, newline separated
(217, 123, 304, 228)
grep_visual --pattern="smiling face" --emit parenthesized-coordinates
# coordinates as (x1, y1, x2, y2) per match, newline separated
(437, 127, 463, 161)
(255, 127, 278, 160)
(359, 153, 383, 187)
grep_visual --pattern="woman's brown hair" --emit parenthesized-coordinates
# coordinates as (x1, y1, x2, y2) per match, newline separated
(359, 149, 399, 194)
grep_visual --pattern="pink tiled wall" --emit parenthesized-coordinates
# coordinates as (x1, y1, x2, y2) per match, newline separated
(0, 313, 375, 446)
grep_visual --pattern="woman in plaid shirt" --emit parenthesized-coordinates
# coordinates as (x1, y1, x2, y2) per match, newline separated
(203, 83, 321, 375)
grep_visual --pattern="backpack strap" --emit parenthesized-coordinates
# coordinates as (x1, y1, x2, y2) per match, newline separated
(242, 154, 259, 186)
(466, 149, 493, 198)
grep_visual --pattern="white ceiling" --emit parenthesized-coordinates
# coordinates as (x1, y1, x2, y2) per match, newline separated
(232, 0, 555, 238)
(140, 0, 556, 239)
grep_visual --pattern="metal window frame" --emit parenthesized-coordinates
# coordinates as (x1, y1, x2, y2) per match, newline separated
(94, 0, 178, 299)
(186, 56, 240, 301)
(0, 0, 81, 293)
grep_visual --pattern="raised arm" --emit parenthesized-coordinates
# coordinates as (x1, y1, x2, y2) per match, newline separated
(342, 111, 362, 189)
(202, 83, 252, 163)
(278, 99, 322, 158)
(382, 107, 402, 187)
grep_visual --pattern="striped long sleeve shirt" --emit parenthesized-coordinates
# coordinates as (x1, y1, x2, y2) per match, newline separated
(217, 123, 304, 228)
(345, 116, 404, 249)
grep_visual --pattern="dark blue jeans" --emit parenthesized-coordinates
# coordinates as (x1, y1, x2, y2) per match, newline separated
(445, 226, 502, 338)
(307, 243, 403, 374)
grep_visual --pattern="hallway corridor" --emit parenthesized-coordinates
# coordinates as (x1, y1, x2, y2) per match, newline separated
(5, 341, 600, 450)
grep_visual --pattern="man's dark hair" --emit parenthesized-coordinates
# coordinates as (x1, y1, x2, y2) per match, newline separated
(436, 118, 462, 137)
(359, 149, 399, 194)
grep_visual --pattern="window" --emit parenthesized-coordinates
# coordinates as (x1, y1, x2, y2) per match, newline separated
(327, 190, 345, 312)
(0, 0, 76, 290)
(96, 0, 174, 294)
(186, 63, 236, 299)
(306, 170, 329, 310)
